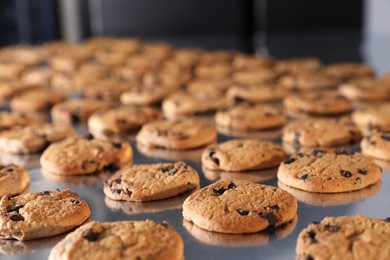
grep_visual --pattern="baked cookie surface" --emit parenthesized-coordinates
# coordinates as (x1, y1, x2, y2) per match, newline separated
(0, 112, 34, 130)
(182, 180, 297, 234)
(277, 151, 381, 193)
(0, 123, 75, 154)
(104, 161, 199, 202)
(10, 88, 66, 113)
(202, 139, 286, 172)
(226, 84, 287, 104)
(0, 189, 90, 241)
(324, 62, 375, 81)
(48, 220, 184, 260)
(136, 119, 217, 150)
(352, 104, 390, 132)
(339, 77, 390, 101)
(40, 137, 132, 175)
(296, 215, 390, 260)
(215, 103, 286, 131)
(361, 131, 390, 161)
(282, 119, 362, 147)
(88, 106, 162, 139)
(0, 164, 30, 197)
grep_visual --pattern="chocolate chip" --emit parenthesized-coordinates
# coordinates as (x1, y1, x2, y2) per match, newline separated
(336, 149, 349, 155)
(7, 205, 23, 213)
(264, 112, 274, 117)
(312, 149, 324, 157)
(123, 188, 132, 196)
(306, 256, 314, 260)
(308, 230, 317, 244)
(112, 189, 122, 194)
(208, 150, 220, 165)
(6, 167, 13, 172)
(159, 164, 178, 175)
(6, 213, 24, 222)
(82, 160, 97, 171)
(111, 142, 122, 148)
(114, 178, 122, 184)
(340, 169, 353, 178)
(70, 199, 80, 204)
(236, 209, 250, 216)
(41, 191, 51, 196)
(357, 168, 368, 175)
(370, 140, 376, 145)
(103, 163, 119, 172)
(266, 205, 280, 210)
(160, 221, 169, 228)
(298, 173, 309, 181)
(71, 113, 80, 124)
(284, 156, 296, 164)
(324, 224, 340, 232)
(293, 131, 301, 146)
(228, 183, 237, 189)
(354, 177, 362, 184)
(384, 218, 390, 222)
(380, 134, 390, 141)
(85, 133, 94, 140)
(116, 118, 127, 125)
(259, 212, 278, 231)
(233, 96, 245, 104)
(213, 187, 226, 196)
(83, 230, 100, 242)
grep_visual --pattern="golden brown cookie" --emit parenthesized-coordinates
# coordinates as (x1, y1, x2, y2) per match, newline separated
(361, 131, 390, 161)
(324, 62, 375, 81)
(339, 77, 390, 101)
(0, 164, 30, 197)
(226, 83, 287, 104)
(352, 104, 390, 132)
(10, 89, 67, 113)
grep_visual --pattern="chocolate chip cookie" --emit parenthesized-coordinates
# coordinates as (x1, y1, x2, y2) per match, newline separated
(40, 137, 132, 175)
(278, 72, 339, 91)
(361, 131, 390, 161)
(0, 165, 30, 197)
(282, 119, 362, 148)
(226, 83, 288, 104)
(104, 161, 199, 202)
(296, 215, 390, 260)
(202, 139, 285, 172)
(0, 123, 75, 154)
(277, 151, 381, 193)
(0, 112, 34, 131)
(136, 119, 217, 150)
(339, 77, 390, 101)
(352, 104, 390, 132)
(88, 106, 162, 139)
(215, 103, 286, 131)
(324, 62, 375, 81)
(51, 99, 111, 125)
(48, 220, 183, 260)
(0, 189, 90, 240)
(182, 180, 298, 234)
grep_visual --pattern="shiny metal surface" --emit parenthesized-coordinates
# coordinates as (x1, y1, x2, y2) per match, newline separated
(2, 127, 390, 260)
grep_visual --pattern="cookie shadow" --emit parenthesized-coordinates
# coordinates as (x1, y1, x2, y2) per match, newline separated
(202, 166, 278, 183)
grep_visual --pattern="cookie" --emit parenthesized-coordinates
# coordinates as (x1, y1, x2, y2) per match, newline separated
(136, 119, 217, 150)
(162, 90, 227, 119)
(324, 62, 375, 81)
(226, 83, 287, 104)
(0, 82, 41, 105)
(198, 50, 236, 65)
(21, 67, 52, 86)
(48, 220, 183, 260)
(10, 88, 67, 113)
(283, 91, 353, 116)
(0, 112, 34, 131)
(120, 83, 179, 106)
(88, 106, 162, 139)
(339, 77, 390, 101)
(194, 63, 232, 79)
(277, 151, 382, 193)
(0, 165, 30, 197)
(202, 166, 278, 183)
(232, 70, 280, 85)
(51, 99, 111, 125)
(352, 104, 390, 132)
(182, 180, 298, 234)
(40, 137, 132, 175)
(0, 123, 75, 154)
(282, 119, 362, 147)
(275, 58, 322, 74)
(0, 63, 28, 80)
(0, 189, 90, 240)
(202, 139, 285, 172)
(103, 161, 199, 202)
(215, 103, 286, 131)
(232, 53, 275, 70)
(82, 79, 136, 102)
(361, 131, 390, 161)
(296, 215, 390, 260)
(186, 78, 232, 93)
(278, 72, 339, 91)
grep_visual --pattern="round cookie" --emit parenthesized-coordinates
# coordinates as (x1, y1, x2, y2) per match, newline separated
(21, 67, 53, 86)
(10, 88, 67, 113)
(352, 104, 390, 132)
(0, 189, 90, 241)
(202, 139, 286, 172)
(162, 90, 227, 119)
(278, 72, 339, 91)
(226, 83, 287, 104)
(0, 123, 75, 154)
(361, 131, 390, 161)
(274, 58, 322, 74)
(48, 220, 184, 260)
(51, 99, 111, 125)
(88, 106, 162, 139)
(296, 215, 390, 260)
(104, 161, 200, 202)
(215, 103, 286, 131)
(282, 119, 362, 147)
(120, 83, 179, 106)
(283, 91, 354, 116)
(339, 77, 390, 101)
(186, 78, 232, 93)
(136, 119, 217, 150)
(232, 53, 274, 70)
(40, 137, 132, 175)
(82, 79, 136, 102)
(324, 62, 375, 81)
(0, 164, 30, 197)
(232, 70, 279, 85)
(277, 151, 382, 193)
(195, 63, 232, 79)
(0, 82, 41, 105)
(0, 112, 34, 130)
(182, 180, 298, 234)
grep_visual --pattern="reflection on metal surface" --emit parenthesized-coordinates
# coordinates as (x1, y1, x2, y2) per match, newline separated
(183, 216, 297, 247)
(0, 233, 65, 256)
(104, 188, 198, 215)
(216, 125, 282, 140)
(0, 152, 41, 170)
(202, 166, 277, 183)
(41, 168, 111, 187)
(136, 143, 204, 163)
(282, 142, 360, 155)
(278, 181, 381, 206)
